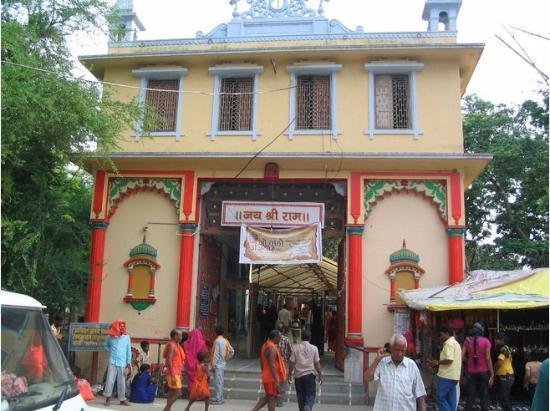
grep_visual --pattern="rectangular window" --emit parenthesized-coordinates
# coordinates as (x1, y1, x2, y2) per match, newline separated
(145, 79, 179, 132)
(296, 75, 331, 130)
(219, 77, 254, 131)
(375, 74, 410, 129)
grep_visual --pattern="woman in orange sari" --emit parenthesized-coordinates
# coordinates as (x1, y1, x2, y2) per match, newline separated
(162, 329, 186, 411)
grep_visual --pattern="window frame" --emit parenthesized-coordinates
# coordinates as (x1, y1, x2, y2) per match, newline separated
(132, 66, 189, 140)
(287, 63, 342, 139)
(364, 61, 424, 139)
(208, 65, 264, 141)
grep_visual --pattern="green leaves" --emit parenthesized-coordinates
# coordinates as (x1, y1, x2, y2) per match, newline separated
(463, 93, 549, 269)
(1, 0, 137, 315)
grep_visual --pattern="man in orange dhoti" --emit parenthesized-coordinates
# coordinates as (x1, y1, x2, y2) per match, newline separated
(252, 329, 287, 411)
(162, 328, 186, 411)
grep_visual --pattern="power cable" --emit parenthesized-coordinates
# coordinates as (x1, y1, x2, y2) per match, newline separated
(1, 60, 297, 96)
(233, 117, 296, 179)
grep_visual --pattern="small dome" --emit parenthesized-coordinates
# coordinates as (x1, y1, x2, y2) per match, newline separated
(129, 242, 158, 258)
(389, 240, 419, 264)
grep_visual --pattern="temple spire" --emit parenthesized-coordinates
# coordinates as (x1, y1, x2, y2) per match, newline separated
(111, 0, 145, 42)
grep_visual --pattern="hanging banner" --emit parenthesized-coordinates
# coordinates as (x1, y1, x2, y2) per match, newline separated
(239, 223, 322, 265)
(221, 201, 324, 228)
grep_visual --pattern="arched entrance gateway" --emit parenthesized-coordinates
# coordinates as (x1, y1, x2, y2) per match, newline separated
(196, 180, 347, 365)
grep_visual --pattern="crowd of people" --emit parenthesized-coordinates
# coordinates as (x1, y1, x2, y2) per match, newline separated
(99, 320, 233, 410)
(48, 310, 548, 410)
(258, 303, 337, 352)
(98, 316, 325, 411)
(365, 322, 548, 411)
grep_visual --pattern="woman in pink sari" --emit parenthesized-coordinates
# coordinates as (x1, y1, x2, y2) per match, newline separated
(183, 329, 208, 390)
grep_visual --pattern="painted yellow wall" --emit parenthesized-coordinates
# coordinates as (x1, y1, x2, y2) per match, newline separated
(101, 54, 464, 154)
(363, 193, 449, 347)
(91, 192, 180, 374)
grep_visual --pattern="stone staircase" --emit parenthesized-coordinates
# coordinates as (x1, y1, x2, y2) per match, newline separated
(220, 364, 366, 405)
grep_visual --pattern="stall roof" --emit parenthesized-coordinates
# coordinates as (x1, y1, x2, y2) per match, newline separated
(251, 257, 338, 295)
(400, 268, 549, 311)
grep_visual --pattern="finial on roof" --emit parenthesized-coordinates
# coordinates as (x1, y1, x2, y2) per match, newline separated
(389, 240, 420, 264)
(142, 226, 148, 244)
(230, 0, 241, 18)
(317, 0, 329, 16)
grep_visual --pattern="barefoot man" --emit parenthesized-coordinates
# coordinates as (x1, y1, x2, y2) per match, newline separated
(252, 329, 287, 411)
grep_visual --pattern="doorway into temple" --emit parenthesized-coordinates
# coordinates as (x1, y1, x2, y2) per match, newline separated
(195, 180, 347, 362)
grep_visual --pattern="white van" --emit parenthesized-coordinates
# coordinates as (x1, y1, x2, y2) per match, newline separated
(1, 290, 104, 411)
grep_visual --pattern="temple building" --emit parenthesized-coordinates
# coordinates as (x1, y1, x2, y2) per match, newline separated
(78, 0, 491, 379)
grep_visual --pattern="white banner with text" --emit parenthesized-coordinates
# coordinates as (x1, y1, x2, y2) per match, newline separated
(239, 223, 322, 265)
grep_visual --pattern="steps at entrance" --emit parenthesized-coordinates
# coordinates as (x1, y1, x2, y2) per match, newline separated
(221, 368, 366, 405)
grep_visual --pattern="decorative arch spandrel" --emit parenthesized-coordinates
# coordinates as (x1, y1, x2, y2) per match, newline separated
(108, 178, 181, 218)
(364, 179, 447, 223)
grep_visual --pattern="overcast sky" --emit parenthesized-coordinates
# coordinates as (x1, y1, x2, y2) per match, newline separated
(74, 0, 549, 105)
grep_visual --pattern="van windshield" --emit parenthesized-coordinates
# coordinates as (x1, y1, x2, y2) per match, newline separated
(1, 306, 79, 410)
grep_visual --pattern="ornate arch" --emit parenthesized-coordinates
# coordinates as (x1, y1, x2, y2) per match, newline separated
(364, 179, 447, 221)
(108, 178, 181, 218)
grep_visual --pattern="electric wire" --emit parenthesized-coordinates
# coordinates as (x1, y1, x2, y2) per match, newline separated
(1, 60, 297, 96)
(232, 116, 296, 179)
(332, 137, 345, 178)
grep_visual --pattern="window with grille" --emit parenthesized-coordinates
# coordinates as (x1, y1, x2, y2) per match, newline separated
(219, 77, 253, 131)
(296, 75, 331, 130)
(145, 79, 179, 132)
(375, 74, 410, 129)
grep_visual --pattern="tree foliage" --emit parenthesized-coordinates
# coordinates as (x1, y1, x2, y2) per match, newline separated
(1, 0, 137, 314)
(463, 93, 549, 270)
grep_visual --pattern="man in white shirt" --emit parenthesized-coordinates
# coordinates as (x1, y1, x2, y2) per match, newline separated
(211, 325, 234, 405)
(365, 334, 426, 411)
(278, 304, 291, 334)
(288, 329, 323, 411)
(51, 315, 63, 341)
(138, 340, 150, 366)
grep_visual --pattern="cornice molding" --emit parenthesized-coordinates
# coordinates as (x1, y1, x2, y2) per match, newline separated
(105, 31, 459, 49)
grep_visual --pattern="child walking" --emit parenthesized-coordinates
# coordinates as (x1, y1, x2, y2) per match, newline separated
(185, 351, 211, 411)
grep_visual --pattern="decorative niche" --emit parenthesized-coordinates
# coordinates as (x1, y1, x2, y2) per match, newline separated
(385, 240, 424, 311)
(123, 229, 160, 311)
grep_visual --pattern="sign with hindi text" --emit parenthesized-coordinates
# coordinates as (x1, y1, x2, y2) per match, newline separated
(68, 322, 110, 352)
(221, 201, 324, 228)
(239, 223, 322, 265)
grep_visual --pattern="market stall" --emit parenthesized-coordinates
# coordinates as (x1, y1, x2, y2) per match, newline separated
(400, 268, 549, 401)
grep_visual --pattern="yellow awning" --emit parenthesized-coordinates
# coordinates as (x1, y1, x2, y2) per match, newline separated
(475, 269, 549, 297)
(427, 300, 549, 311)
(400, 268, 549, 311)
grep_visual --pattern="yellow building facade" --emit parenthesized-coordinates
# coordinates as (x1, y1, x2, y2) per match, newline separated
(80, 0, 490, 379)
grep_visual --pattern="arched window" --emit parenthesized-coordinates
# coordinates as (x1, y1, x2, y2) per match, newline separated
(123, 234, 160, 311)
(385, 240, 424, 310)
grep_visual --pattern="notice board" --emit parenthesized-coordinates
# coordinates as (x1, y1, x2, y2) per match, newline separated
(68, 322, 110, 352)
